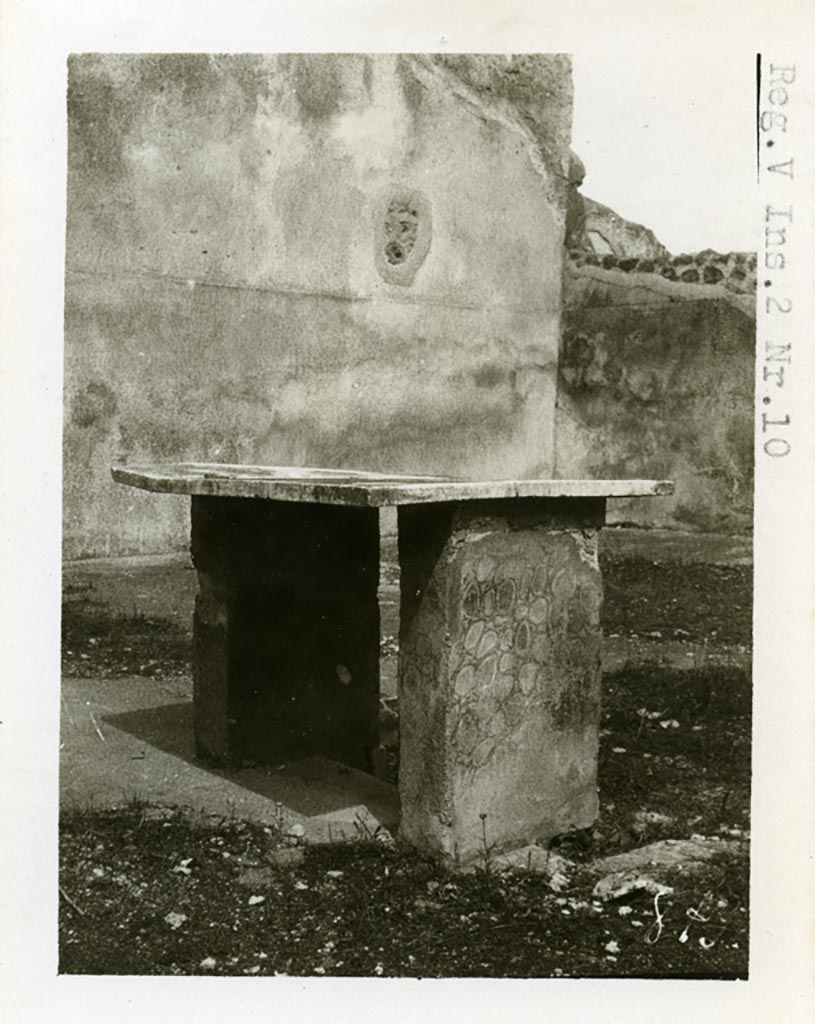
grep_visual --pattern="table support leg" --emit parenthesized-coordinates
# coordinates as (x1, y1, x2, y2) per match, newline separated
(397, 498, 605, 862)
(190, 496, 380, 771)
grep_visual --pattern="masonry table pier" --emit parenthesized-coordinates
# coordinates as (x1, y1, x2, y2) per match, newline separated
(113, 464, 672, 861)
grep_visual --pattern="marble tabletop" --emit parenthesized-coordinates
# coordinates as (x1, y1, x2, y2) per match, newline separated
(113, 463, 674, 508)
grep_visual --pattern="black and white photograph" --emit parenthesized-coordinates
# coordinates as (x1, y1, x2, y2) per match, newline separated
(1, 3, 813, 1022)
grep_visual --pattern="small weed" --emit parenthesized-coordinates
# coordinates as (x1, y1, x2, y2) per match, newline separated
(471, 812, 502, 887)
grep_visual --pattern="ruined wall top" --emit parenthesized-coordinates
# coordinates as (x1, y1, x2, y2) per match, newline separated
(564, 156, 756, 300)
(580, 197, 670, 262)
(566, 246, 757, 303)
(432, 54, 574, 206)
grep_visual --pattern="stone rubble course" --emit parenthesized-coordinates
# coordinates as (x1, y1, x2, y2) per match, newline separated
(568, 247, 757, 297)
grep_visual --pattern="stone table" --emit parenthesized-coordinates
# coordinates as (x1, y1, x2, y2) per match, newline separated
(113, 463, 672, 862)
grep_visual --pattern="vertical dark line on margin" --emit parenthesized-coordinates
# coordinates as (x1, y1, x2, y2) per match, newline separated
(756, 54, 762, 182)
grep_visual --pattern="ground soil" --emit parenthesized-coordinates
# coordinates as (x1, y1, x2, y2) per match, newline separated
(60, 544, 752, 978)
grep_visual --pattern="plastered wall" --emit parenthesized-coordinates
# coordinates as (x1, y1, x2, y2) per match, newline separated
(556, 263, 755, 533)
(64, 54, 573, 558)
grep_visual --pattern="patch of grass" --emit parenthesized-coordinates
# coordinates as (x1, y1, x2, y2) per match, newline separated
(61, 607, 192, 679)
(591, 665, 751, 859)
(601, 556, 752, 645)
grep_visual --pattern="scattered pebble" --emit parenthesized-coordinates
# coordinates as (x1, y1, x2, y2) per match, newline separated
(200, 957, 217, 970)
(633, 810, 674, 830)
(248, 895, 265, 906)
(611, 747, 627, 754)
(164, 912, 188, 930)
(326, 870, 344, 879)
(604, 940, 620, 954)
(636, 709, 663, 721)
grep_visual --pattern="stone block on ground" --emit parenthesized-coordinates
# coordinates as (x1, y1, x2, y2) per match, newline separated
(593, 871, 674, 902)
(589, 837, 743, 876)
(589, 837, 746, 901)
